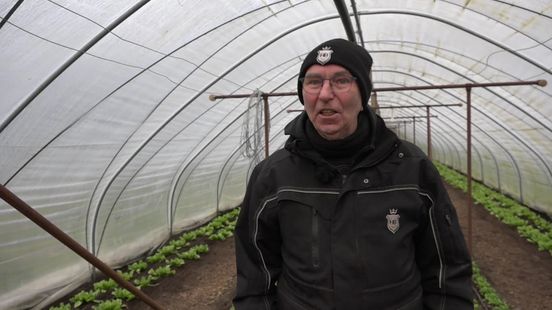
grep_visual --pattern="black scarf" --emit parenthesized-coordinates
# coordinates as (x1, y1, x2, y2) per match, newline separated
(305, 113, 371, 166)
(285, 110, 394, 183)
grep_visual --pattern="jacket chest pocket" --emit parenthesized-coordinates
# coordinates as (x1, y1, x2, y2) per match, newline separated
(354, 188, 427, 287)
(277, 190, 338, 269)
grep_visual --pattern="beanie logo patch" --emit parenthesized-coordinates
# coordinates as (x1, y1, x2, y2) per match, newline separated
(316, 46, 333, 65)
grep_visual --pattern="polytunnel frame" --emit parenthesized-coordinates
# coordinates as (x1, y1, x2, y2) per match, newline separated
(375, 79, 547, 251)
(372, 39, 552, 131)
(0, 8, 313, 306)
(375, 61, 552, 200)
(0, 0, 300, 185)
(266, 74, 543, 206)
(309, 8, 552, 192)
(0, 0, 309, 255)
(374, 52, 552, 152)
(383, 115, 429, 145)
(0, 2, 305, 305)
(2, 0, 549, 199)
(355, 10, 552, 75)
(0, 0, 23, 30)
(216, 75, 546, 254)
(376, 75, 547, 199)
(388, 107, 492, 189)
(85, 0, 325, 254)
(379, 101, 498, 187)
(377, 90, 507, 192)
(372, 41, 544, 184)
(206, 98, 299, 215)
(376, 85, 515, 191)
(0, 0, 151, 133)
(3, 4, 549, 253)
(0, 2, 548, 306)
(204, 10, 552, 249)
(93, 53, 302, 251)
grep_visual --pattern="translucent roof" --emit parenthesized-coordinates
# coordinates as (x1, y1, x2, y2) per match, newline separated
(1, 0, 551, 308)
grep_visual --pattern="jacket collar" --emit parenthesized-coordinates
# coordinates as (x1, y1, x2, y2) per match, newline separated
(284, 108, 399, 181)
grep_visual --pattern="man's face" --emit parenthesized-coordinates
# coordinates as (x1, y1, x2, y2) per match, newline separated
(302, 64, 363, 140)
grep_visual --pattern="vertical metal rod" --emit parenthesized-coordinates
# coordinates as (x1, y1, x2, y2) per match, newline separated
(333, 0, 357, 42)
(397, 122, 401, 138)
(426, 106, 432, 160)
(412, 116, 416, 144)
(263, 95, 270, 159)
(350, 0, 365, 46)
(466, 86, 473, 254)
(0, 184, 165, 310)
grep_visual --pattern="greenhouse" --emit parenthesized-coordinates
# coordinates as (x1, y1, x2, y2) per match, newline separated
(1, 0, 551, 309)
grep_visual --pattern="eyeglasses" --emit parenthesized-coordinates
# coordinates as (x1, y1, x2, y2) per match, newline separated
(300, 75, 357, 94)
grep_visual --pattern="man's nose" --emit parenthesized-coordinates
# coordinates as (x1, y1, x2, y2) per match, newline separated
(318, 79, 334, 99)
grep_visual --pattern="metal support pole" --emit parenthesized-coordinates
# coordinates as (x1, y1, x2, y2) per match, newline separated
(397, 122, 401, 138)
(0, 0, 24, 31)
(426, 106, 432, 160)
(333, 0, 357, 43)
(383, 116, 433, 145)
(466, 86, 473, 254)
(262, 95, 270, 159)
(350, 0, 365, 46)
(412, 116, 416, 144)
(0, 184, 165, 310)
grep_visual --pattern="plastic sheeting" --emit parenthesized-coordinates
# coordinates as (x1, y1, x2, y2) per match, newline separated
(0, 0, 551, 308)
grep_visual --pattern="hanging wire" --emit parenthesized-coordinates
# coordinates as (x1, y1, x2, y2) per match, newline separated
(241, 89, 263, 158)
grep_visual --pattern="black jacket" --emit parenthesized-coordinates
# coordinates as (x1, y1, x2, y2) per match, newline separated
(234, 110, 473, 310)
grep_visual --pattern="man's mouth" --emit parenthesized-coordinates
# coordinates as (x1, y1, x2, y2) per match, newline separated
(319, 109, 337, 116)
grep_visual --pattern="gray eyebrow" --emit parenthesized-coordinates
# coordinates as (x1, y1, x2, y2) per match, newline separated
(303, 71, 352, 78)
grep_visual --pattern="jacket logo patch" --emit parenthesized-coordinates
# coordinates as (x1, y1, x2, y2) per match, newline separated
(316, 46, 333, 65)
(386, 208, 400, 234)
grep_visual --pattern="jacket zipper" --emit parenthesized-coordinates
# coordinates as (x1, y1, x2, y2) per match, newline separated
(311, 208, 320, 268)
(428, 206, 444, 289)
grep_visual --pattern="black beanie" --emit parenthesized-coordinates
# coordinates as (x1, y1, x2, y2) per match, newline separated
(297, 38, 373, 110)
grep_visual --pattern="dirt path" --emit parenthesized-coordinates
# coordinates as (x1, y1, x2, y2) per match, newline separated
(127, 182, 552, 309)
(446, 183, 552, 310)
(127, 236, 236, 310)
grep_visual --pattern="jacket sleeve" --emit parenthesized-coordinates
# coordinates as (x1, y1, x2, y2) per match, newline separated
(233, 162, 282, 310)
(417, 159, 474, 309)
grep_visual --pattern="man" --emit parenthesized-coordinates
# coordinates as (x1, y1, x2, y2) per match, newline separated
(233, 38, 473, 310)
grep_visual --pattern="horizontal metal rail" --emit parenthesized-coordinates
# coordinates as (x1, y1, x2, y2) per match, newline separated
(208, 80, 547, 100)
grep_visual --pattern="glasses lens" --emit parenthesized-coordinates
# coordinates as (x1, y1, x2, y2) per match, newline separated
(302, 77, 323, 93)
(301, 76, 355, 94)
(331, 76, 354, 91)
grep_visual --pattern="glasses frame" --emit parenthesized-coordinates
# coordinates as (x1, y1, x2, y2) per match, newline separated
(299, 75, 357, 94)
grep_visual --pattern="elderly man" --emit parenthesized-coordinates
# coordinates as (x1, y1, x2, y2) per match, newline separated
(233, 38, 473, 310)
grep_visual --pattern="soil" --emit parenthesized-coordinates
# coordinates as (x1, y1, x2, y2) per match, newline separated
(126, 183, 552, 310)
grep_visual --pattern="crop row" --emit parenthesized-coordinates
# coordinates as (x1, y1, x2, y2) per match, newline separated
(436, 162, 552, 309)
(436, 163, 552, 256)
(49, 208, 240, 310)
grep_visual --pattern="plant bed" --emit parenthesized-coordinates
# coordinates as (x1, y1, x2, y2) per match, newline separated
(444, 181, 552, 310)
(435, 163, 552, 256)
(48, 209, 239, 310)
